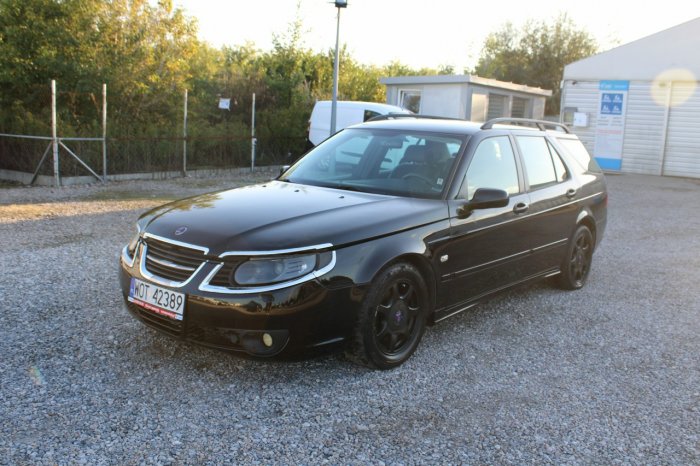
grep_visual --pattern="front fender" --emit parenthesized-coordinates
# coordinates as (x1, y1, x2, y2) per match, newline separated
(318, 220, 450, 307)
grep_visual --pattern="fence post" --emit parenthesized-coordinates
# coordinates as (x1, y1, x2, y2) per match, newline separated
(102, 83, 107, 183)
(251, 92, 256, 171)
(51, 79, 60, 187)
(182, 89, 188, 177)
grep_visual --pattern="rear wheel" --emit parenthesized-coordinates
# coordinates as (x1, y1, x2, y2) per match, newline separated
(558, 225, 594, 290)
(346, 263, 429, 369)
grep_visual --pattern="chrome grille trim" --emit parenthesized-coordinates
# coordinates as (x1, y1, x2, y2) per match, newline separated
(140, 244, 208, 288)
(139, 234, 209, 288)
(143, 232, 209, 254)
(121, 245, 137, 268)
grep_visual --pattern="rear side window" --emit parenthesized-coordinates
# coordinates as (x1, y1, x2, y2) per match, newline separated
(517, 136, 568, 190)
(556, 138, 602, 174)
(548, 141, 569, 182)
(364, 110, 381, 122)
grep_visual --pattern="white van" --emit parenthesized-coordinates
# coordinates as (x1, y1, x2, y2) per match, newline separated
(308, 101, 411, 146)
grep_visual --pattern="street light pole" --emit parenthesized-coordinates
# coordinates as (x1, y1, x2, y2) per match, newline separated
(330, 0, 347, 136)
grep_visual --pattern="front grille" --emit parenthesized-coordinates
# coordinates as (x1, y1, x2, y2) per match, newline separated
(127, 302, 183, 337)
(144, 237, 205, 283)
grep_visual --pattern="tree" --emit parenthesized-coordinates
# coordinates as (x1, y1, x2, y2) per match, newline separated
(475, 14, 598, 114)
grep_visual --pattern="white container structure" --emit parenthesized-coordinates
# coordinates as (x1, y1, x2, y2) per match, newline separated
(381, 75, 551, 122)
(560, 18, 700, 178)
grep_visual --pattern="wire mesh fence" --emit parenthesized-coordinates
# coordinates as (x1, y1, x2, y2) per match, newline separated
(0, 133, 306, 177)
(0, 81, 311, 183)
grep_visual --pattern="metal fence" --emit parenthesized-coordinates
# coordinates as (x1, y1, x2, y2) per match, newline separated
(0, 81, 308, 185)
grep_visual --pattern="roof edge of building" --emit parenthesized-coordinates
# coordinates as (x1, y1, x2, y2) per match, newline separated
(380, 74, 552, 96)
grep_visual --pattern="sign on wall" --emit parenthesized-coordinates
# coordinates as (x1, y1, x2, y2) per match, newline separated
(593, 81, 629, 170)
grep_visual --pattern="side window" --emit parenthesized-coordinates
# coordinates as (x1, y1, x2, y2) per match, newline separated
(517, 136, 558, 189)
(461, 136, 519, 200)
(547, 141, 569, 182)
(556, 137, 602, 174)
(363, 110, 381, 122)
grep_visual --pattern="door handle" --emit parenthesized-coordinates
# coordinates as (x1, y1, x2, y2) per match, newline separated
(566, 188, 577, 198)
(513, 202, 529, 214)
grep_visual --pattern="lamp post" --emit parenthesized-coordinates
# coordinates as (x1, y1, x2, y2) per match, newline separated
(330, 0, 347, 136)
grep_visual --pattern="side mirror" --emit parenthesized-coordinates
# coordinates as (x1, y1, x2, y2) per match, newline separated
(470, 188, 509, 209)
(458, 188, 509, 218)
(278, 165, 291, 177)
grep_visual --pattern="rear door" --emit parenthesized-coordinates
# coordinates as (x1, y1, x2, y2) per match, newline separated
(513, 134, 579, 275)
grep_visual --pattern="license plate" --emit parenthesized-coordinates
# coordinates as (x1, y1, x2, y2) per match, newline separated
(128, 278, 185, 321)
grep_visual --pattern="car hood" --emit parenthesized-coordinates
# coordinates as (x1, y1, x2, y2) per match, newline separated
(141, 181, 447, 255)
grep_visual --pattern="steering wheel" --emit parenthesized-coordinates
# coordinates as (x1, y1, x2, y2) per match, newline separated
(402, 173, 434, 188)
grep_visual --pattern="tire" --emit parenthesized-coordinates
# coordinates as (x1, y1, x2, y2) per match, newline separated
(557, 225, 594, 290)
(346, 263, 429, 370)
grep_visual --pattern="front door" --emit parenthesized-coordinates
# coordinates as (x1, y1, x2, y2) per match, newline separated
(442, 135, 531, 306)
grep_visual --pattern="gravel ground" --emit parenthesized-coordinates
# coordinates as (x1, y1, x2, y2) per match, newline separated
(0, 171, 698, 465)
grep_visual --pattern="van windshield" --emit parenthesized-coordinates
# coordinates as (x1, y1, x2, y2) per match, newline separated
(280, 129, 466, 199)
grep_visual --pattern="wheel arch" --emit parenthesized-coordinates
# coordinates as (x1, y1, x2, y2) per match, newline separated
(379, 253, 438, 321)
(576, 210, 597, 248)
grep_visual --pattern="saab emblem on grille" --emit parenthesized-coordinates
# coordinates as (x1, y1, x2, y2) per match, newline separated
(174, 226, 188, 236)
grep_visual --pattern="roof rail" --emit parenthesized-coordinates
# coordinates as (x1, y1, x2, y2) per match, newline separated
(481, 118, 570, 133)
(367, 113, 462, 122)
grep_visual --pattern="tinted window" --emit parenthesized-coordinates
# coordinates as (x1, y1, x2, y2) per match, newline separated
(462, 136, 519, 200)
(548, 141, 569, 182)
(363, 110, 381, 122)
(517, 136, 557, 189)
(557, 138, 602, 174)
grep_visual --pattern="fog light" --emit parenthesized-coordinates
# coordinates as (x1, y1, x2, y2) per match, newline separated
(262, 333, 273, 348)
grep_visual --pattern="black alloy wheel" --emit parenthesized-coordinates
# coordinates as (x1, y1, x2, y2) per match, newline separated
(558, 225, 594, 290)
(347, 263, 428, 369)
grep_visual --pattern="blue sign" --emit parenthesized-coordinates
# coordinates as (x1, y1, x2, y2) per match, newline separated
(600, 93, 624, 114)
(599, 80, 629, 91)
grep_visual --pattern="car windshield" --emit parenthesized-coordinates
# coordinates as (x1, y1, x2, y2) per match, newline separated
(281, 128, 466, 199)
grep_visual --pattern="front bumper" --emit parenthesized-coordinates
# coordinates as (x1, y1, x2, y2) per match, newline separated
(119, 246, 364, 358)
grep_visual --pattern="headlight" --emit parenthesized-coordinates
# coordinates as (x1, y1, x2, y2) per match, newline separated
(233, 254, 317, 285)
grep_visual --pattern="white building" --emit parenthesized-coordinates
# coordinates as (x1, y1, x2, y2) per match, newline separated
(561, 17, 700, 178)
(381, 75, 551, 122)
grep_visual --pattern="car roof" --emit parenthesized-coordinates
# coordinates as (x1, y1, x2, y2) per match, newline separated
(352, 117, 483, 136)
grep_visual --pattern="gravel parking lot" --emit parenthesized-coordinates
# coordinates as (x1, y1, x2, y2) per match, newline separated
(1, 171, 698, 464)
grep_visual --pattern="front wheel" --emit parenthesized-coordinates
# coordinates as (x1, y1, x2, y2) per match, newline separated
(346, 263, 429, 369)
(557, 225, 594, 290)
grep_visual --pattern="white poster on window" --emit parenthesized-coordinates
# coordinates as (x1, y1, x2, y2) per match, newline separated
(593, 80, 629, 170)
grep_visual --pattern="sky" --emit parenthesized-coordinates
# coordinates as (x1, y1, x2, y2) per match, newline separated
(173, 0, 700, 72)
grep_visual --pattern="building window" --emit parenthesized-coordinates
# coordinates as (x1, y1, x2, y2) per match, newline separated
(487, 94, 508, 120)
(511, 97, 529, 118)
(399, 89, 421, 113)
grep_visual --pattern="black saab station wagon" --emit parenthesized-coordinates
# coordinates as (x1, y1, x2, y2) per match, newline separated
(120, 117, 607, 369)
